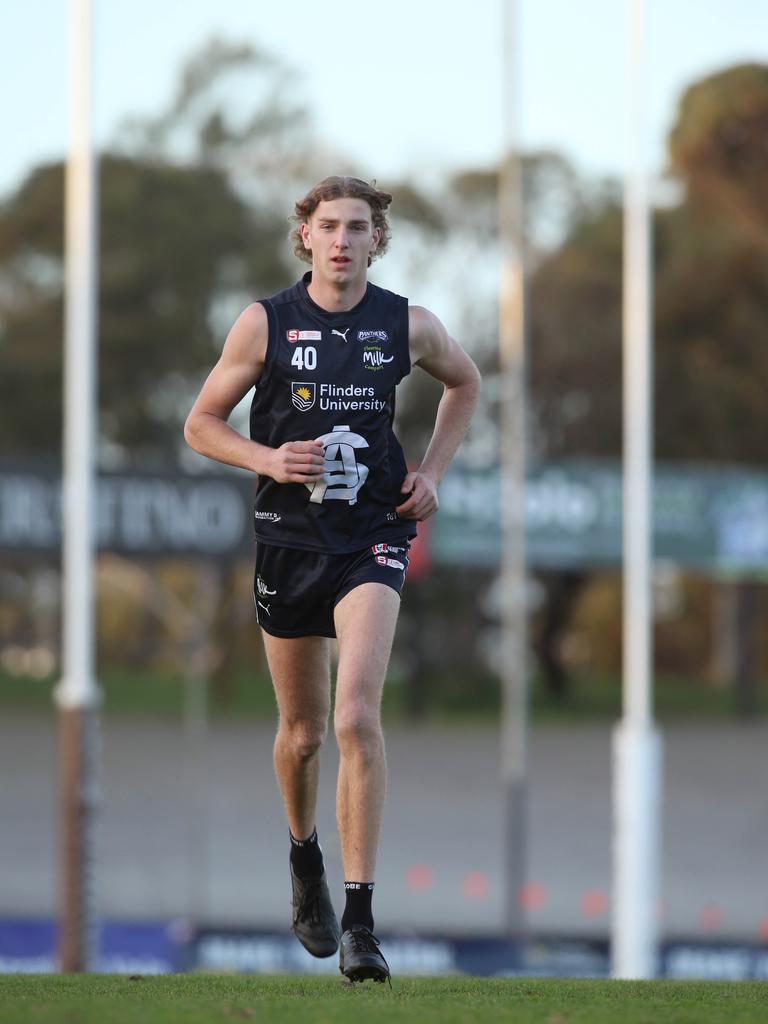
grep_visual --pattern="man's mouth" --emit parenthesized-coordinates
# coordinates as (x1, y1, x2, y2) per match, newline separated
(332, 256, 351, 265)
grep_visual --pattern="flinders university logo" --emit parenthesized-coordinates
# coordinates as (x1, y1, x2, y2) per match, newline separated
(291, 381, 316, 411)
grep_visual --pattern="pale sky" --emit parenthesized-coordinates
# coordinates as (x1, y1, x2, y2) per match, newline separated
(2, 0, 767, 197)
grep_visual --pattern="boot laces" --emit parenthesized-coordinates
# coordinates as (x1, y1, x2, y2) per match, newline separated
(296, 878, 326, 926)
(349, 927, 382, 954)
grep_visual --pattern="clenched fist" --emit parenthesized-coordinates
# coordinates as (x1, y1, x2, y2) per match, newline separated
(266, 440, 326, 484)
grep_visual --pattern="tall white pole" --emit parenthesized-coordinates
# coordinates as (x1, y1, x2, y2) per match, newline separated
(612, 0, 662, 979)
(498, 0, 528, 936)
(55, 0, 101, 972)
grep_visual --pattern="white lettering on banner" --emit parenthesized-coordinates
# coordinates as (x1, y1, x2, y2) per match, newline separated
(306, 425, 369, 505)
(0, 476, 59, 546)
(111, 480, 245, 552)
(0, 476, 246, 553)
(439, 470, 599, 534)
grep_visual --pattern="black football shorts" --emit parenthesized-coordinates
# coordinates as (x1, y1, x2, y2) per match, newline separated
(253, 538, 411, 638)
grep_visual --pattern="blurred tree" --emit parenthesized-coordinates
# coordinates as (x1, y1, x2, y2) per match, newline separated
(0, 38, 321, 465)
(529, 62, 768, 466)
(0, 37, 448, 467)
(449, 150, 589, 258)
(115, 37, 311, 205)
(656, 63, 768, 464)
(523, 62, 768, 701)
(527, 200, 623, 461)
(668, 63, 768, 229)
(0, 156, 286, 463)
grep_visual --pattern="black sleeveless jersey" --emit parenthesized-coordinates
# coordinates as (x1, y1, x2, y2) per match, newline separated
(249, 272, 418, 553)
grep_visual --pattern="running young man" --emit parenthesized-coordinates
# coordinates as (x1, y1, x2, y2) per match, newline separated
(184, 176, 480, 983)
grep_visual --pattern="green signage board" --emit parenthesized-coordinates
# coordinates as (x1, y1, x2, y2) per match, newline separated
(433, 460, 768, 575)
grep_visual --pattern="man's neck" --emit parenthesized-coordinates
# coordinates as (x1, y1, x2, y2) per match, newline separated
(306, 273, 367, 313)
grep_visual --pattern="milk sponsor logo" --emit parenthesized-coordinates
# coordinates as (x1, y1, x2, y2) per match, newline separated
(362, 347, 394, 370)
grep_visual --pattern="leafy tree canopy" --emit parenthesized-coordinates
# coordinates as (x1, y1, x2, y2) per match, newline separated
(529, 62, 768, 465)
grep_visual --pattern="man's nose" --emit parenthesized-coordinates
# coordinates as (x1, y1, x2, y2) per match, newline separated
(334, 228, 349, 248)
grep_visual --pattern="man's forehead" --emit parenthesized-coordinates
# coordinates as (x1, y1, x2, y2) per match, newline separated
(312, 197, 372, 222)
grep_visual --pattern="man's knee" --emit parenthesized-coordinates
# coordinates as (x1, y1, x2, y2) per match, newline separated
(334, 703, 383, 758)
(278, 718, 327, 762)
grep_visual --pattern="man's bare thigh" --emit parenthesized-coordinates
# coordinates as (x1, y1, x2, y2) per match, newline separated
(333, 583, 401, 694)
(261, 632, 332, 720)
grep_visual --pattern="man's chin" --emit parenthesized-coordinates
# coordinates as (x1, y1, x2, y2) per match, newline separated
(328, 264, 360, 283)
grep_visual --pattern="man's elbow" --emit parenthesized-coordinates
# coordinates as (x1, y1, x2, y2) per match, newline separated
(183, 412, 201, 452)
(462, 360, 482, 401)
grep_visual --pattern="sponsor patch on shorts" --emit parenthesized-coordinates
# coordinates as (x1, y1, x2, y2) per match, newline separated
(371, 542, 405, 555)
(375, 555, 405, 570)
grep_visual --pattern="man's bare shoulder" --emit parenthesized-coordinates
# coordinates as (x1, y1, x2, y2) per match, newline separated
(222, 301, 269, 366)
(408, 304, 447, 363)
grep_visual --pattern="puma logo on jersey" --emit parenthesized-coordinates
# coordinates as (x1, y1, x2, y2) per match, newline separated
(331, 328, 350, 342)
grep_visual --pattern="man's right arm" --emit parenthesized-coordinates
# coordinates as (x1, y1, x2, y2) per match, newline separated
(184, 302, 325, 484)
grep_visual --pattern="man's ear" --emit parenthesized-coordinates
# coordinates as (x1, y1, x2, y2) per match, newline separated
(300, 222, 312, 250)
(370, 226, 381, 253)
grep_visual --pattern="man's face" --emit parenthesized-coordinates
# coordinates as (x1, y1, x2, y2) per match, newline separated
(301, 198, 380, 283)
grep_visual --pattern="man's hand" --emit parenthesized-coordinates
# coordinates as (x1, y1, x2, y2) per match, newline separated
(395, 470, 439, 521)
(266, 441, 325, 484)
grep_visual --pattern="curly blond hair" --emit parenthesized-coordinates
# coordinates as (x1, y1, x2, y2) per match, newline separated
(291, 176, 393, 266)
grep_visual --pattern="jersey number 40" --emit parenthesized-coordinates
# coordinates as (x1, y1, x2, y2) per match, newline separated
(291, 346, 317, 371)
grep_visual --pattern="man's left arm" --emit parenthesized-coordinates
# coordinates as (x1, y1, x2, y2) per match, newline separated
(396, 305, 481, 521)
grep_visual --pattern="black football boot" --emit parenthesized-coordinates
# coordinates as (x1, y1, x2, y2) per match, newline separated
(339, 926, 391, 984)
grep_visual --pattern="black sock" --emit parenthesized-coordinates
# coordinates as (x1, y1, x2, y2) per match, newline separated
(289, 828, 324, 879)
(341, 881, 375, 932)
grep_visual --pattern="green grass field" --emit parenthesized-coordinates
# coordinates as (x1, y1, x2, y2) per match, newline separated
(0, 976, 766, 1024)
(1, 666, 759, 721)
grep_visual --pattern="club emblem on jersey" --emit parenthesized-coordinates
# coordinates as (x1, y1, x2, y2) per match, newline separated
(291, 381, 316, 411)
(306, 425, 369, 505)
(358, 330, 389, 343)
